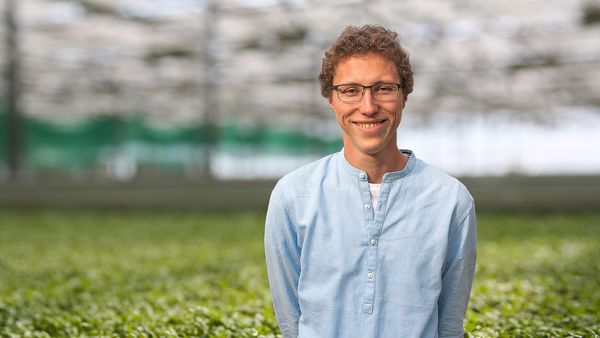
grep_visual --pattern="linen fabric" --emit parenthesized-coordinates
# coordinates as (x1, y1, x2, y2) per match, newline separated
(265, 150, 477, 338)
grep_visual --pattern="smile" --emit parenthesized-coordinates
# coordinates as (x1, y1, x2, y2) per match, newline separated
(353, 120, 386, 129)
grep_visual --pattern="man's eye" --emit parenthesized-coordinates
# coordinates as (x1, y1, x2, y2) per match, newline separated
(340, 87, 361, 96)
(375, 85, 394, 93)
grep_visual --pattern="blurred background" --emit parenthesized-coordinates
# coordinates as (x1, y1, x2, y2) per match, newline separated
(1, 0, 600, 210)
(1, 2, 599, 336)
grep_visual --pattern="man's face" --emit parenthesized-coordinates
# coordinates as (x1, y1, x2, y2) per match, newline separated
(328, 53, 407, 158)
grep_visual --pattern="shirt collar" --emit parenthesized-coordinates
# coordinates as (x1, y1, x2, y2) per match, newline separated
(338, 149, 416, 182)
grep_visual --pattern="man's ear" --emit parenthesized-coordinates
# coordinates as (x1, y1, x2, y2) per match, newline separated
(328, 95, 335, 112)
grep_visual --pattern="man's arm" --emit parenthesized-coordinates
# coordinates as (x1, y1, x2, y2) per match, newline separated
(264, 185, 301, 338)
(438, 201, 477, 338)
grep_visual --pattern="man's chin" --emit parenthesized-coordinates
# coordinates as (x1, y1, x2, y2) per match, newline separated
(350, 143, 386, 157)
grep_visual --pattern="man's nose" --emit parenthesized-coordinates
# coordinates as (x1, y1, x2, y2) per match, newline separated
(359, 88, 378, 115)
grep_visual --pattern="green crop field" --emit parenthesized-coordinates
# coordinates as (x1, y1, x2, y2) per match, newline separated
(0, 211, 598, 337)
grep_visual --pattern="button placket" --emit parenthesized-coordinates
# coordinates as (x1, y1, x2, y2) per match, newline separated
(362, 247, 378, 314)
(358, 172, 377, 314)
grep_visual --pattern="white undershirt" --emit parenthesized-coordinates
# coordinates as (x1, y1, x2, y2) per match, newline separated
(367, 152, 410, 209)
(369, 183, 381, 209)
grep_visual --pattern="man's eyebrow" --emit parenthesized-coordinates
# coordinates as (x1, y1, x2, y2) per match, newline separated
(334, 81, 395, 86)
(334, 82, 362, 86)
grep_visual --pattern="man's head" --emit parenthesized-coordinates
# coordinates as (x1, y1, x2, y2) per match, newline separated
(321, 25, 413, 161)
(319, 25, 413, 99)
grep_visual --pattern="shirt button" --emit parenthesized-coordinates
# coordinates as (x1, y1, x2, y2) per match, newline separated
(367, 272, 374, 279)
(370, 238, 377, 246)
(359, 173, 366, 180)
(364, 204, 371, 210)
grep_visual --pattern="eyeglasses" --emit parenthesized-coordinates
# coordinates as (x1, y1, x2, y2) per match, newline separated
(332, 82, 402, 103)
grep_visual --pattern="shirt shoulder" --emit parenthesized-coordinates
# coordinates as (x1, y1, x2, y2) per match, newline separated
(411, 157, 475, 219)
(272, 152, 338, 197)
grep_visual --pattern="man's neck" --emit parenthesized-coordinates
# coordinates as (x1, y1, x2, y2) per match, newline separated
(344, 147, 408, 184)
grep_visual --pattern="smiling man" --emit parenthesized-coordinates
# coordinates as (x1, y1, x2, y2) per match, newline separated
(265, 25, 477, 338)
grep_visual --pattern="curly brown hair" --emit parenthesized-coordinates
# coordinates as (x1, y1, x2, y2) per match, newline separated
(319, 25, 414, 98)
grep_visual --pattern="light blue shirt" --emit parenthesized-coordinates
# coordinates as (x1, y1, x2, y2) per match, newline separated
(264, 150, 477, 338)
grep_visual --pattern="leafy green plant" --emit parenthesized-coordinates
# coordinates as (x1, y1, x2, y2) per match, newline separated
(0, 211, 598, 337)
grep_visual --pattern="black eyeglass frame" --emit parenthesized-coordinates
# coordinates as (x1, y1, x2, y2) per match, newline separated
(332, 82, 402, 103)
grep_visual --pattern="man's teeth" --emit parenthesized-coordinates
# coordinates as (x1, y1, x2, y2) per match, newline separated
(357, 122, 380, 129)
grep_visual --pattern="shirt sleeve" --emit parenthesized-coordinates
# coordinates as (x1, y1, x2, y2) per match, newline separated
(264, 183, 301, 338)
(438, 200, 477, 338)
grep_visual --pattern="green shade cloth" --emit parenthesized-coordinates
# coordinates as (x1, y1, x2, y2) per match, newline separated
(0, 110, 341, 170)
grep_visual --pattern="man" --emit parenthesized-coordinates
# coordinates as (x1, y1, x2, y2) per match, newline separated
(264, 25, 476, 338)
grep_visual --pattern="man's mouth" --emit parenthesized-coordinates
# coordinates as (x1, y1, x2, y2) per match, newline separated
(354, 120, 386, 129)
